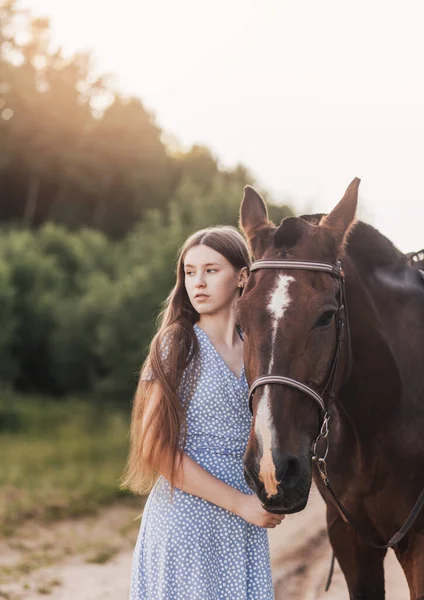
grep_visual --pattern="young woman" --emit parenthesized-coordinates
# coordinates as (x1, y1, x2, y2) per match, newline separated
(123, 226, 284, 600)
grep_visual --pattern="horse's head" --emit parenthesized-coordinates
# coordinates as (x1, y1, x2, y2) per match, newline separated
(239, 178, 359, 514)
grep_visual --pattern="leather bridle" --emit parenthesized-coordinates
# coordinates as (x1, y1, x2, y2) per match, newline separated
(246, 258, 351, 470)
(243, 257, 424, 561)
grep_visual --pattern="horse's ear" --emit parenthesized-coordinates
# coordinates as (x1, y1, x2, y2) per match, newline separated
(240, 186, 273, 256)
(274, 217, 311, 250)
(240, 186, 270, 237)
(321, 178, 360, 246)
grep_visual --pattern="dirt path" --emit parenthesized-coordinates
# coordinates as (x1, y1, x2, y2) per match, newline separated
(0, 490, 409, 599)
(269, 488, 409, 599)
(0, 500, 141, 600)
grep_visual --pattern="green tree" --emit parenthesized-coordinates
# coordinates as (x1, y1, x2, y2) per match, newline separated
(0, 260, 16, 385)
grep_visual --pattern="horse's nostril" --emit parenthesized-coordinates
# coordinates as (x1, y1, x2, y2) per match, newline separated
(285, 457, 301, 489)
(278, 456, 301, 490)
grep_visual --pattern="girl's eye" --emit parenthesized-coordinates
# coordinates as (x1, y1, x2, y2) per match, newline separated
(185, 268, 217, 275)
(314, 310, 336, 328)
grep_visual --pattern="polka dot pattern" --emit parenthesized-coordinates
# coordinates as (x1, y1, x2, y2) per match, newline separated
(130, 325, 274, 599)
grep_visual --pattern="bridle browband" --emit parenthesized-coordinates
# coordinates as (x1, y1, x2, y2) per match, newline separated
(244, 256, 424, 567)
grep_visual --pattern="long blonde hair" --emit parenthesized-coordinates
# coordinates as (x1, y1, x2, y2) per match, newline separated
(121, 226, 251, 495)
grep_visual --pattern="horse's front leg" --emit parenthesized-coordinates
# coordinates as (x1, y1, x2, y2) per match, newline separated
(326, 504, 387, 600)
(395, 532, 424, 599)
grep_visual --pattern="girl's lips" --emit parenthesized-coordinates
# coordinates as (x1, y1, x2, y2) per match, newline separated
(195, 294, 209, 300)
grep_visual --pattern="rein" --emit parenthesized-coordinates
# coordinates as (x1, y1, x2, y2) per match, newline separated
(245, 257, 424, 562)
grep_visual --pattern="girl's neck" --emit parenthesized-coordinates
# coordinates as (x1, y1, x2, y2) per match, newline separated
(197, 310, 240, 347)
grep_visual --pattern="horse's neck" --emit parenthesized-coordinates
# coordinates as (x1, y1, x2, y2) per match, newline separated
(337, 259, 403, 441)
(346, 251, 424, 373)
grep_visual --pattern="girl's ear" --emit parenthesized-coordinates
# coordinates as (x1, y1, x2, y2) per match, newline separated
(238, 266, 249, 289)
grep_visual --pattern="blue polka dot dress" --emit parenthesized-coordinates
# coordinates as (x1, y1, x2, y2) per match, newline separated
(129, 324, 274, 600)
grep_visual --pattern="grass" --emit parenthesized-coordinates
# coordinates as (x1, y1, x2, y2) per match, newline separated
(0, 394, 133, 535)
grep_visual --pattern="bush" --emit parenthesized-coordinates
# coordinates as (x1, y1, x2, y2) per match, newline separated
(0, 178, 293, 397)
(0, 261, 16, 384)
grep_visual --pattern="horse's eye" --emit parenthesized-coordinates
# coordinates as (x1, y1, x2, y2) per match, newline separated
(315, 310, 335, 328)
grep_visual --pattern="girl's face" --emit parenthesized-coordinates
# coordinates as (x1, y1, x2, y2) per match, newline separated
(184, 244, 246, 316)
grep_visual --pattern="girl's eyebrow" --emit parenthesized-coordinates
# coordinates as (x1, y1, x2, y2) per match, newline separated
(184, 262, 221, 268)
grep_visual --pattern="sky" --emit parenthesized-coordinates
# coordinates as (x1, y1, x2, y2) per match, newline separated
(21, 0, 424, 252)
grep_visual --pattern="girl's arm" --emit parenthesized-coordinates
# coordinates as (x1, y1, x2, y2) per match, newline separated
(165, 452, 284, 529)
(142, 382, 284, 529)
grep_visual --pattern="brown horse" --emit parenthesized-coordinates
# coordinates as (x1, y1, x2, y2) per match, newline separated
(238, 179, 424, 600)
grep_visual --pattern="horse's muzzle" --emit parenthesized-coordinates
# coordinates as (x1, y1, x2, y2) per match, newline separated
(244, 456, 312, 514)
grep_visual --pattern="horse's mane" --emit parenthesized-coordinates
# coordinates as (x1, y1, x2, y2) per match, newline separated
(299, 213, 407, 275)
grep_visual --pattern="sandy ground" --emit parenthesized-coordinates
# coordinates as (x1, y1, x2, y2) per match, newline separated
(269, 488, 409, 600)
(0, 489, 409, 600)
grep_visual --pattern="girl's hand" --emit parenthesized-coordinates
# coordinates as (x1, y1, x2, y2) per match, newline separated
(236, 494, 286, 528)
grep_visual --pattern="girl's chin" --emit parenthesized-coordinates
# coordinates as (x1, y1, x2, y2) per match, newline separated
(196, 306, 213, 314)
(195, 302, 219, 314)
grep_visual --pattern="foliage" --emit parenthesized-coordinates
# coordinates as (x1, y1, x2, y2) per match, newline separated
(0, 179, 293, 396)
